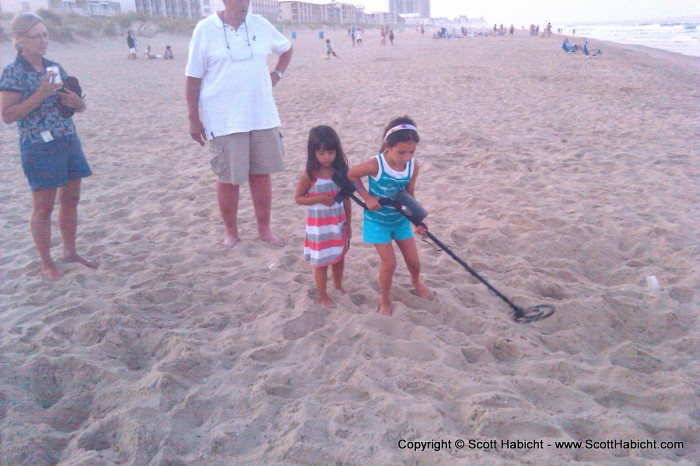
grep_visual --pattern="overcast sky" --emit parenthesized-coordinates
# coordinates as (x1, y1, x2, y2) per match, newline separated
(356, 0, 700, 25)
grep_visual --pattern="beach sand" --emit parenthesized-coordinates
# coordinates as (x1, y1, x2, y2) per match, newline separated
(1, 28, 699, 464)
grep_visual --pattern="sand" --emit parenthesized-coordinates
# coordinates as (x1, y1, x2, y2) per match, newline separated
(1, 28, 699, 465)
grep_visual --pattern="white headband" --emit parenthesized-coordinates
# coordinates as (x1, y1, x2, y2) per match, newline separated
(384, 124, 418, 141)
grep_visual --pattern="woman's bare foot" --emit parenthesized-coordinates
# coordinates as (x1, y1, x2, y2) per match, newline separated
(221, 234, 240, 248)
(260, 231, 285, 247)
(378, 302, 393, 316)
(413, 279, 433, 300)
(62, 253, 99, 268)
(319, 296, 337, 309)
(41, 263, 63, 281)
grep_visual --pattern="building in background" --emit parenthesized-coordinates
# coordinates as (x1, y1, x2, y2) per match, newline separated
(0, 0, 279, 19)
(388, 0, 429, 19)
(0, 0, 122, 16)
(325, 1, 356, 24)
(0, 0, 408, 23)
(133, 0, 202, 18)
(364, 11, 397, 25)
(279, 0, 360, 24)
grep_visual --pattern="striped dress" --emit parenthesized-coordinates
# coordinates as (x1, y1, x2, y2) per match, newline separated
(304, 177, 349, 267)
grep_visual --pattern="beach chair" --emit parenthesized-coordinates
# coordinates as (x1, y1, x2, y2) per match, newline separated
(583, 41, 602, 57)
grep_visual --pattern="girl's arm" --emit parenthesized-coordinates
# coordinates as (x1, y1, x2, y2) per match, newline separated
(347, 158, 381, 210)
(343, 198, 352, 238)
(405, 160, 419, 197)
(294, 171, 335, 207)
(405, 161, 428, 235)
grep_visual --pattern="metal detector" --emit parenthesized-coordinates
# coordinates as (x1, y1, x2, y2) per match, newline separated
(333, 172, 555, 323)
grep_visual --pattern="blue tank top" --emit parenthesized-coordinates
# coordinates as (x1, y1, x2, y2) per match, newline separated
(364, 153, 414, 225)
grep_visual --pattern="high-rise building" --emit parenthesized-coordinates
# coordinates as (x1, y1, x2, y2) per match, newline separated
(389, 0, 429, 18)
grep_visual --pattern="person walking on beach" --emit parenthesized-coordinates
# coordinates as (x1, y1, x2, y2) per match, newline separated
(1, 12, 96, 281)
(323, 39, 340, 58)
(127, 30, 137, 59)
(347, 116, 432, 316)
(389, 28, 395, 45)
(185, 0, 293, 248)
(294, 126, 352, 309)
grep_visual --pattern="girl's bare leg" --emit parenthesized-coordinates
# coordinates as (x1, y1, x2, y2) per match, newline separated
(314, 265, 336, 309)
(374, 243, 397, 315)
(58, 179, 97, 268)
(396, 237, 432, 299)
(31, 188, 62, 281)
(331, 259, 346, 293)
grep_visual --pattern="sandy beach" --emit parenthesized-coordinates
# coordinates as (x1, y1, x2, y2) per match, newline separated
(1, 27, 699, 464)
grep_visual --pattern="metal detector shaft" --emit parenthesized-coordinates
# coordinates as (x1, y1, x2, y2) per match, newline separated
(422, 228, 523, 314)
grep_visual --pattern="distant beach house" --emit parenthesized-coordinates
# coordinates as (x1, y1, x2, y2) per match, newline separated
(0, 0, 430, 25)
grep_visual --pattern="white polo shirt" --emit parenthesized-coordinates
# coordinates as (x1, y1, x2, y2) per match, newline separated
(186, 12, 291, 138)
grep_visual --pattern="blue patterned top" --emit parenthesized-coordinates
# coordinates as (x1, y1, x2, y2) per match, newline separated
(0, 53, 77, 144)
(364, 153, 414, 226)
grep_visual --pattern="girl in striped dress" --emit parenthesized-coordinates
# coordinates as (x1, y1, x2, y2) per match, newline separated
(294, 126, 352, 309)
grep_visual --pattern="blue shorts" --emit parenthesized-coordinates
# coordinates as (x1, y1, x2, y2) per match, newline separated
(20, 133, 92, 191)
(363, 217, 414, 244)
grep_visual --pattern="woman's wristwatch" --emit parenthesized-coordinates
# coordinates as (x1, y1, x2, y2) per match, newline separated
(273, 69, 283, 79)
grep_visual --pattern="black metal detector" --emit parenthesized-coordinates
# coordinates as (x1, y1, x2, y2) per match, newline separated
(333, 172, 555, 323)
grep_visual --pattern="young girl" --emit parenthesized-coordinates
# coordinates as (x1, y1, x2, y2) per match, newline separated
(347, 116, 431, 316)
(295, 126, 352, 309)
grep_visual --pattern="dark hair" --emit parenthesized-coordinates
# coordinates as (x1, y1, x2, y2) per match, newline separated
(306, 125, 349, 180)
(381, 115, 420, 152)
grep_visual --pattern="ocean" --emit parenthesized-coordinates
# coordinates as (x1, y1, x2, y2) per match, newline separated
(565, 20, 700, 57)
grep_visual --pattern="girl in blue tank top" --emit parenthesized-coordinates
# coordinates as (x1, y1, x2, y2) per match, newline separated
(347, 116, 433, 316)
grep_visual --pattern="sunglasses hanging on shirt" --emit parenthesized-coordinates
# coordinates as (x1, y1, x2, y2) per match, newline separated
(223, 20, 253, 62)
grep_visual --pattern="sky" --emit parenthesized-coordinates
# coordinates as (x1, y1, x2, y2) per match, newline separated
(354, 0, 700, 25)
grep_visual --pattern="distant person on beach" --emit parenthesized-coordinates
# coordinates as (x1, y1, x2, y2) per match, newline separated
(163, 45, 174, 59)
(185, 0, 293, 248)
(420, 24, 425, 37)
(561, 37, 580, 53)
(389, 28, 395, 45)
(1, 12, 96, 281)
(355, 28, 362, 46)
(380, 26, 387, 46)
(144, 45, 162, 59)
(347, 116, 432, 316)
(127, 30, 137, 59)
(323, 39, 340, 58)
(294, 125, 352, 309)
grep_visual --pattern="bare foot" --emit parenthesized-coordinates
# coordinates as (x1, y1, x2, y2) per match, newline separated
(41, 263, 63, 282)
(378, 302, 393, 316)
(334, 284, 348, 294)
(319, 296, 337, 309)
(221, 234, 240, 248)
(62, 253, 99, 268)
(413, 279, 433, 300)
(259, 231, 285, 247)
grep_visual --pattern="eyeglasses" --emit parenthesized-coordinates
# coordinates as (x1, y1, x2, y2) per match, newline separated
(223, 21, 253, 62)
(25, 32, 49, 40)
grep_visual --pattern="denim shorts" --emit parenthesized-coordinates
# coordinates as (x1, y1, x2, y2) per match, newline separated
(363, 216, 414, 244)
(20, 133, 92, 191)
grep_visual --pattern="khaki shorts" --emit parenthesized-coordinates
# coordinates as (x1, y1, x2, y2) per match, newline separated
(209, 127, 285, 185)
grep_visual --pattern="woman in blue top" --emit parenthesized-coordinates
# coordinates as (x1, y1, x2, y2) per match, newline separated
(1, 13, 96, 281)
(348, 116, 432, 316)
